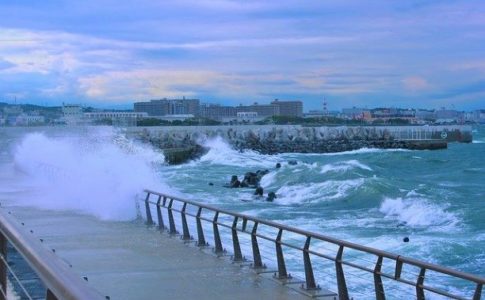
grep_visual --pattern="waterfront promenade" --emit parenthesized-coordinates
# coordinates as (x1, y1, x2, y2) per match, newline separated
(2, 205, 312, 300)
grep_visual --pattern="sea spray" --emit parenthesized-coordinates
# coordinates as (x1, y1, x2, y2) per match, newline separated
(12, 128, 169, 221)
(379, 197, 459, 228)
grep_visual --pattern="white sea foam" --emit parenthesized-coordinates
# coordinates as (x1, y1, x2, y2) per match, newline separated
(379, 197, 459, 228)
(320, 159, 372, 174)
(321, 147, 408, 156)
(198, 136, 278, 167)
(274, 178, 365, 205)
(12, 128, 169, 221)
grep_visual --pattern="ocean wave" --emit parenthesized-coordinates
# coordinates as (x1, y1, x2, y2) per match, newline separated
(379, 197, 459, 228)
(198, 136, 279, 167)
(12, 128, 170, 221)
(320, 159, 372, 174)
(274, 178, 366, 205)
(321, 147, 408, 156)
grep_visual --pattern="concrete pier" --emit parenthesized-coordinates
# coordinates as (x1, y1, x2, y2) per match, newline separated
(3, 206, 313, 300)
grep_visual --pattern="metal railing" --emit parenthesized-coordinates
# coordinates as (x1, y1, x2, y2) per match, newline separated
(143, 189, 484, 300)
(0, 208, 105, 300)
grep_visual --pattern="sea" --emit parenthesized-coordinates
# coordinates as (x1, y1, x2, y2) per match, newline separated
(0, 125, 483, 299)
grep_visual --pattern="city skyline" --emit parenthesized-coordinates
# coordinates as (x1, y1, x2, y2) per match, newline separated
(0, 1, 484, 110)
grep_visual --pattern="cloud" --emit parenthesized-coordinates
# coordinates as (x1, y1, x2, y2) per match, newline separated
(402, 76, 430, 91)
(0, 0, 484, 109)
(0, 59, 14, 70)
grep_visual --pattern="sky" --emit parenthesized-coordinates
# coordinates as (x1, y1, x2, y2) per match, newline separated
(0, 0, 484, 111)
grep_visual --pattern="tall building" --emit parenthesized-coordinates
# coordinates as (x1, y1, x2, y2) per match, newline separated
(134, 98, 200, 116)
(199, 104, 237, 121)
(236, 102, 279, 117)
(271, 99, 303, 117)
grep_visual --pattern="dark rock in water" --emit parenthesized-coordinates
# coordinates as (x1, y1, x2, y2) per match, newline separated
(403, 237, 410, 243)
(254, 187, 264, 196)
(243, 172, 259, 187)
(276, 163, 281, 169)
(224, 175, 241, 188)
(288, 160, 298, 165)
(208, 182, 214, 186)
(240, 181, 248, 188)
(266, 192, 276, 202)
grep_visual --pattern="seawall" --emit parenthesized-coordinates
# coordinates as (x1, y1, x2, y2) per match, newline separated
(126, 125, 472, 163)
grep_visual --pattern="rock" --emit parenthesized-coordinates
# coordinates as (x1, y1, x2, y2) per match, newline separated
(276, 163, 281, 169)
(254, 187, 264, 196)
(403, 237, 410, 243)
(208, 182, 214, 186)
(243, 172, 259, 187)
(288, 160, 298, 165)
(266, 192, 276, 202)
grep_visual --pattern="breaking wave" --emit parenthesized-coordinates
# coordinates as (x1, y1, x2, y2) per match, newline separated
(12, 127, 168, 221)
(379, 197, 459, 228)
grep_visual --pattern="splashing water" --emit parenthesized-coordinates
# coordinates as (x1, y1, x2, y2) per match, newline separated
(11, 128, 168, 221)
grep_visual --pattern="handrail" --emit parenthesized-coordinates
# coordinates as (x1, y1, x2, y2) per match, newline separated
(143, 189, 484, 299)
(0, 208, 105, 300)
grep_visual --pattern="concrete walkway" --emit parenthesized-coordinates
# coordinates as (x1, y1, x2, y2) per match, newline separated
(3, 206, 313, 300)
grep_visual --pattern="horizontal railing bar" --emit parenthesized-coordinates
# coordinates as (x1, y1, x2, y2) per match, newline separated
(145, 189, 485, 286)
(0, 209, 104, 300)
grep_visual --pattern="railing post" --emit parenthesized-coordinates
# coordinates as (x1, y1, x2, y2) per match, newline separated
(302, 236, 318, 290)
(156, 196, 164, 231)
(275, 229, 288, 279)
(144, 192, 153, 226)
(473, 283, 482, 300)
(181, 203, 191, 241)
(180, 203, 191, 240)
(167, 199, 177, 235)
(0, 233, 7, 300)
(212, 212, 224, 254)
(416, 267, 426, 300)
(394, 257, 403, 280)
(196, 207, 207, 246)
(46, 289, 58, 300)
(374, 256, 386, 300)
(231, 216, 243, 262)
(251, 222, 263, 269)
(335, 245, 349, 299)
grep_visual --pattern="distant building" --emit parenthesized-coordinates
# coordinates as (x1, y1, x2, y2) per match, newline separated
(84, 111, 148, 120)
(15, 114, 45, 126)
(237, 111, 264, 122)
(62, 104, 83, 125)
(134, 98, 200, 116)
(415, 109, 435, 122)
(271, 99, 303, 117)
(342, 107, 366, 119)
(472, 110, 485, 123)
(199, 104, 237, 121)
(435, 109, 463, 123)
(236, 102, 279, 118)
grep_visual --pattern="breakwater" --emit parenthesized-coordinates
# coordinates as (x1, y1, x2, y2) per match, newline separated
(126, 125, 472, 164)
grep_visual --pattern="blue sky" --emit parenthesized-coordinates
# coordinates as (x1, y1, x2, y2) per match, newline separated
(0, 0, 484, 111)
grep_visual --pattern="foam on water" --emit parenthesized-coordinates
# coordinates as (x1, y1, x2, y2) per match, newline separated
(320, 159, 372, 174)
(12, 128, 169, 221)
(198, 136, 278, 167)
(379, 197, 459, 228)
(274, 178, 366, 205)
